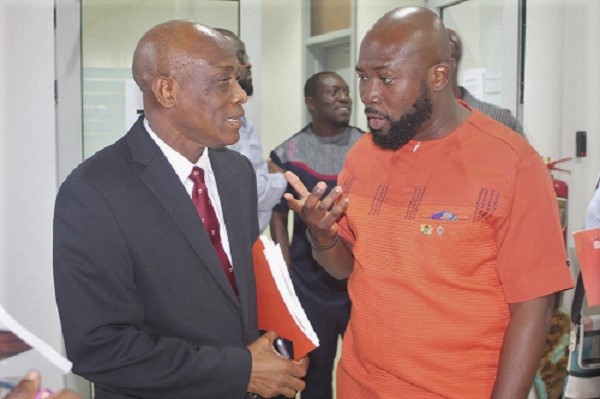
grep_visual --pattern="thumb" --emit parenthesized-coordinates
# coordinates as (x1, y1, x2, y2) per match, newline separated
(260, 330, 278, 344)
(5, 369, 41, 399)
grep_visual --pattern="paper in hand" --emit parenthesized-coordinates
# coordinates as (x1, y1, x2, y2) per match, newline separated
(0, 304, 71, 374)
(253, 236, 319, 360)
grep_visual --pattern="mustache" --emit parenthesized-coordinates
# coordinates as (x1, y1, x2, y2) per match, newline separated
(364, 107, 388, 119)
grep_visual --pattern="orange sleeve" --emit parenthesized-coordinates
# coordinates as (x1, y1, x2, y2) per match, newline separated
(495, 151, 573, 302)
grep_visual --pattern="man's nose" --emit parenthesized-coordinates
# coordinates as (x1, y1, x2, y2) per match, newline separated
(360, 80, 382, 105)
(233, 80, 248, 104)
(338, 90, 350, 103)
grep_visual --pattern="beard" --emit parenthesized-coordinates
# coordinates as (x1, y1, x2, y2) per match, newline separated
(238, 77, 253, 96)
(369, 81, 432, 151)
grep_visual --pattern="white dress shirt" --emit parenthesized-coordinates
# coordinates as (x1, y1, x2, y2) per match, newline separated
(144, 118, 233, 263)
(228, 116, 287, 232)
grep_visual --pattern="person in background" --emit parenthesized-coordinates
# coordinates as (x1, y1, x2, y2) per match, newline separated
(216, 28, 287, 233)
(283, 7, 573, 398)
(53, 20, 306, 399)
(4, 370, 82, 399)
(269, 71, 363, 399)
(447, 28, 525, 136)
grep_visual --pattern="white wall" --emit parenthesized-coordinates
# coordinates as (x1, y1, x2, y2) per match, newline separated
(0, 0, 8, 307)
(0, 0, 64, 391)
(82, 0, 238, 68)
(524, 0, 600, 252)
(560, 0, 600, 236)
(259, 0, 304, 156)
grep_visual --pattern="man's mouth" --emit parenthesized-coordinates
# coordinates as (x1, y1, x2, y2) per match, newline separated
(226, 114, 244, 128)
(365, 109, 389, 131)
(368, 116, 388, 131)
(336, 107, 351, 115)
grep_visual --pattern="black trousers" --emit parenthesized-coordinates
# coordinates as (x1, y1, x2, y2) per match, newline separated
(296, 293, 351, 399)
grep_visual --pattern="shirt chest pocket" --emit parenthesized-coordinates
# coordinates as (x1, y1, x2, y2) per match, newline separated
(400, 203, 502, 281)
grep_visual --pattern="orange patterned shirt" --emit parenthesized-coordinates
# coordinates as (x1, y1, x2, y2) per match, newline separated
(335, 107, 573, 398)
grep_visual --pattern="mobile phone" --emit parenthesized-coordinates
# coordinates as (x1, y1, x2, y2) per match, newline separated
(274, 337, 290, 359)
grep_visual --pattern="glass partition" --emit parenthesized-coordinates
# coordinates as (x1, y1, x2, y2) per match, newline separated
(82, 0, 239, 158)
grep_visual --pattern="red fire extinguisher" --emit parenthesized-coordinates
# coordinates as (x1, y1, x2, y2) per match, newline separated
(546, 157, 571, 244)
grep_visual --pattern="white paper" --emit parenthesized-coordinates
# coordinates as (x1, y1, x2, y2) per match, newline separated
(259, 236, 319, 347)
(0, 304, 71, 374)
(460, 67, 486, 101)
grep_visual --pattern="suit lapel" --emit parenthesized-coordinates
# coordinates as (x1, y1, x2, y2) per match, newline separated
(127, 118, 240, 306)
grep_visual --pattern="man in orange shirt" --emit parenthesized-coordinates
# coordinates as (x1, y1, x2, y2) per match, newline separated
(283, 6, 573, 399)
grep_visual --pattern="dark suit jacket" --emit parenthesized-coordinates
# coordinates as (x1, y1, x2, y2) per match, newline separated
(53, 116, 260, 399)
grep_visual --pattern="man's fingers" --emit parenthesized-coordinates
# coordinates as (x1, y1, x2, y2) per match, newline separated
(290, 362, 307, 379)
(288, 376, 306, 395)
(284, 171, 310, 198)
(279, 375, 306, 398)
(261, 330, 278, 342)
(280, 387, 297, 398)
(6, 370, 41, 399)
(324, 196, 349, 223)
(50, 390, 83, 399)
(303, 182, 327, 210)
(317, 186, 344, 211)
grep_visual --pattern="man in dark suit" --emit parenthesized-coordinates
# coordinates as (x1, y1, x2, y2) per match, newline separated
(53, 20, 306, 399)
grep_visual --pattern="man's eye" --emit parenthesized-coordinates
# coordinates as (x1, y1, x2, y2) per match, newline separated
(356, 74, 367, 81)
(381, 76, 394, 84)
(218, 76, 231, 83)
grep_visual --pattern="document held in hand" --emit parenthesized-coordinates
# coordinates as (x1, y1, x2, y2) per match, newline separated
(573, 227, 600, 306)
(0, 303, 71, 396)
(252, 236, 319, 361)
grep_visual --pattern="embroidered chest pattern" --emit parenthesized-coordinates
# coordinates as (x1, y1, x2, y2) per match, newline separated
(473, 187, 500, 222)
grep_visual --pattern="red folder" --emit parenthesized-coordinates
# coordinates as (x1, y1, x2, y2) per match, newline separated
(252, 237, 318, 361)
(573, 228, 600, 306)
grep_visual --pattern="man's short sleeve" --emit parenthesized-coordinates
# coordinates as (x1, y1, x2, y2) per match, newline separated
(495, 152, 573, 302)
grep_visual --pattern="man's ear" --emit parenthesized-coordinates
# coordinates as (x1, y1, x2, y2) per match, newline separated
(430, 63, 450, 92)
(151, 77, 176, 108)
(305, 96, 316, 111)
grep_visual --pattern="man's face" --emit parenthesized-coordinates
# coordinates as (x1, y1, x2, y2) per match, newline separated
(356, 35, 433, 150)
(172, 40, 247, 148)
(229, 38, 253, 96)
(236, 48, 253, 96)
(370, 80, 432, 150)
(308, 74, 352, 127)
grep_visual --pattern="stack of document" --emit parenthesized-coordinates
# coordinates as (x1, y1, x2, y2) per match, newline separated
(252, 235, 319, 360)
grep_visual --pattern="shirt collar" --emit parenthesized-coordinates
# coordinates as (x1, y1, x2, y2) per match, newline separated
(144, 117, 212, 185)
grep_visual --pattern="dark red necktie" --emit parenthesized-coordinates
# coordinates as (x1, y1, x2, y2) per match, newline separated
(189, 166, 239, 299)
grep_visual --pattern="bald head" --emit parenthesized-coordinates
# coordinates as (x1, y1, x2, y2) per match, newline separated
(132, 20, 229, 96)
(215, 28, 241, 47)
(362, 7, 451, 70)
(446, 28, 462, 62)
